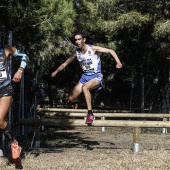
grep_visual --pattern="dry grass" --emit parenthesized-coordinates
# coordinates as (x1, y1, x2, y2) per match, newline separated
(1, 127, 170, 170)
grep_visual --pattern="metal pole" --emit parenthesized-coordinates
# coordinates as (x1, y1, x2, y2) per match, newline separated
(8, 31, 12, 124)
(21, 74, 25, 135)
(169, 58, 170, 121)
(130, 81, 134, 110)
(34, 71, 38, 118)
(141, 77, 144, 113)
(8, 31, 12, 45)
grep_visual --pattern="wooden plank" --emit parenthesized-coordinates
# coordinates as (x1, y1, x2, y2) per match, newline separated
(40, 112, 170, 118)
(38, 108, 132, 113)
(19, 119, 170, 128)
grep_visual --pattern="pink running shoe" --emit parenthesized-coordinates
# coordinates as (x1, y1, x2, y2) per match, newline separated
(85, 114, 94, 124)
(11, 140, 23, 169)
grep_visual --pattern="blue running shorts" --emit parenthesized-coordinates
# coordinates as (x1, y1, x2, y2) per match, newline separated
(79, 73, 103, 90)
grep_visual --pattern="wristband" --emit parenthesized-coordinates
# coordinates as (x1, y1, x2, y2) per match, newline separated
(18, 69, 23, 73)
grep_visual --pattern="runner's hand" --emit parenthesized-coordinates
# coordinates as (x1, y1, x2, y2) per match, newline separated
(116, 62, 122, 69)
(51, 71, 58, 77)
(13, 71, 22, 82)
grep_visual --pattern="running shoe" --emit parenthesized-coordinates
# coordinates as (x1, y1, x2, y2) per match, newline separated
(85, 114, 94, 124)
(11, 140, 21, 159)
(11, 141, 23, 169)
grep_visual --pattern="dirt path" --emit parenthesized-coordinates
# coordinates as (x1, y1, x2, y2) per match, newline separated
(1, 127, 170, 170)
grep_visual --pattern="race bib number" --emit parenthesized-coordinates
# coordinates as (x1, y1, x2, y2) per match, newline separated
(0, 68, 7, 83)
(81, 59, 95, 72)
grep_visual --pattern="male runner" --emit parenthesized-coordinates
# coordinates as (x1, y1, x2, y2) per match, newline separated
(51, 32, 122, 124)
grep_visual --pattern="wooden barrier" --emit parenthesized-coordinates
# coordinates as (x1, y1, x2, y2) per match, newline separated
(38, 108, 132, 113)
(40, 112, 170, 118)
(20, 110, 170, 153)
(19, 119, 170, 127)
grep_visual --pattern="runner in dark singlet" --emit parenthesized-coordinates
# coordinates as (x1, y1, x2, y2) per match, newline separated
(0, 44, 29, 169)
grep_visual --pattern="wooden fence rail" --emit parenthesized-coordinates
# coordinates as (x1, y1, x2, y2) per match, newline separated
(19, 119, 170, 128)
(39, 112, 170, 118)
(38, 108, 132, 113)
(20, 110, 170, 153)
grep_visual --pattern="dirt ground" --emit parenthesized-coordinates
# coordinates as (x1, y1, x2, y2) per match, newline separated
(1, 126, 170, 170)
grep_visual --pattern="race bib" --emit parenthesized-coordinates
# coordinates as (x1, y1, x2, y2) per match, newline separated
(81, 59, 95, 72)
(0, 68, 7, 83)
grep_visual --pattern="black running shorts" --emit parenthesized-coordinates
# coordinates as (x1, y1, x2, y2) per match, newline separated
(0, 84, 14, 98)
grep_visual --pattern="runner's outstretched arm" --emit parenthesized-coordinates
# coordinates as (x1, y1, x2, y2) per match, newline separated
(51, 52, 76, 77)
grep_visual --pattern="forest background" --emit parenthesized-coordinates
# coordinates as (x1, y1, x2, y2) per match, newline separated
(1, 0, 170, 111)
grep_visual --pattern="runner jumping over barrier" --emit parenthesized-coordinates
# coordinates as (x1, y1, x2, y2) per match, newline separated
(0, 42, 29, 169)
(51, 32, 122, 125)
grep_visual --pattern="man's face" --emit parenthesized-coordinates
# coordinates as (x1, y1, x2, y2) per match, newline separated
(74, 35, 85, 48)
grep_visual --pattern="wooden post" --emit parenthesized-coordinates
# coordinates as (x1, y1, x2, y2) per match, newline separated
(32, 116, 41, 149)
(101, 116, 106, 132)
(34, 127, 40, 148)
(162, 118, 168, 133)
(133, 127, 141, 153)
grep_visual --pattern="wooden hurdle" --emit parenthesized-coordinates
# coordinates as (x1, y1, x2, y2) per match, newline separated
(19, 109, 170, 153)
(38, 108, 133, 113)
(38, 112, 170, 118)
(19, 118, 170, 127)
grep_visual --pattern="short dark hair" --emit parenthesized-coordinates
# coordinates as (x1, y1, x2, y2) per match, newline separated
(74, 32, 86, 39)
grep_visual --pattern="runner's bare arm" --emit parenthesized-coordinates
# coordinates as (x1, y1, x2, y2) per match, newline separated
(4, 45, 29, 82)
(92, 45, 122, 68)
(51, 52, 77, 77)
(3, 45, 16, 57)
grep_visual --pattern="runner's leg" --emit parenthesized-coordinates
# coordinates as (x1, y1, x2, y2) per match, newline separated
(0, 96, 12, 130)
(0, 96, 23, 169)
(82, 79, 100, 124)
(68, 82, 83, 102)
(82, 79, 100, 110)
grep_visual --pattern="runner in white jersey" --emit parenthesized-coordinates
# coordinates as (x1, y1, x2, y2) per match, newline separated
(51, 32, 122, 124)
(77, 44, 101, 74)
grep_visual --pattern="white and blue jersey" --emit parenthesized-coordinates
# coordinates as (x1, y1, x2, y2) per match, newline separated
(76, 44, 101, 75)
(76, 44, 103, 90)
